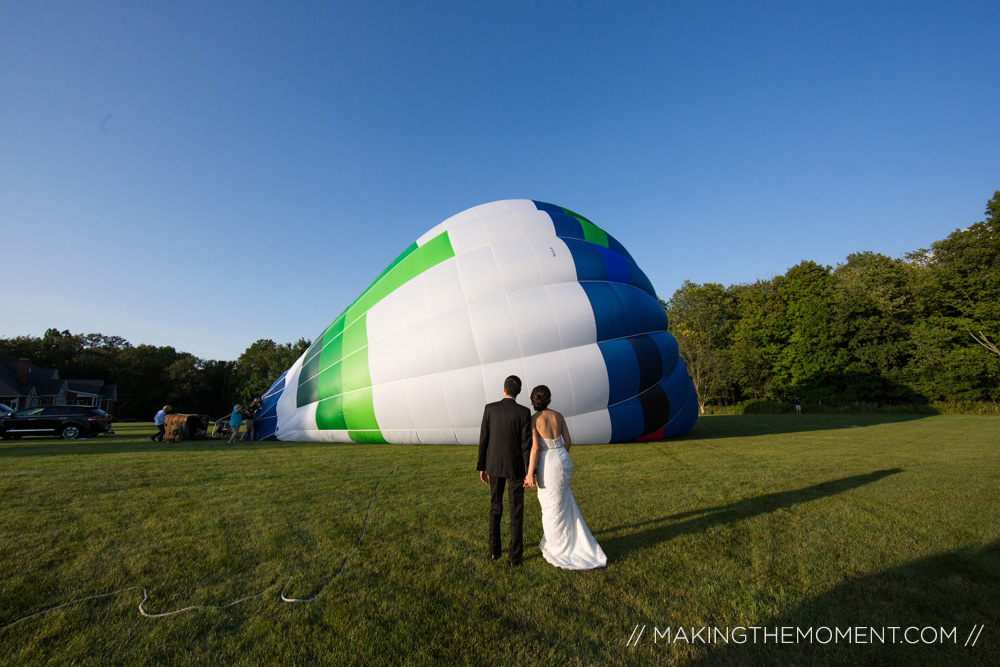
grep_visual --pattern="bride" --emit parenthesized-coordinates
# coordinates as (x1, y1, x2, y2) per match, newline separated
(523, 385, 607, 570)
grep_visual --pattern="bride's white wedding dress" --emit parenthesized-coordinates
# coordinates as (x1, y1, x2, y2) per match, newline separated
(535, 435, 607, 570)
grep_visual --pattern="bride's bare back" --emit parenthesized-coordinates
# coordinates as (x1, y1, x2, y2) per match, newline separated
(532, 409, 572, 449)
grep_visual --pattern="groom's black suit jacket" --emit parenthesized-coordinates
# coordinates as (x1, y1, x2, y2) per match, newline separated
(477, 397, 532, 480)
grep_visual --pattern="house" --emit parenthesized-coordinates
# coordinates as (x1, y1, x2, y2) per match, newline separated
(0, 359, 117, 414)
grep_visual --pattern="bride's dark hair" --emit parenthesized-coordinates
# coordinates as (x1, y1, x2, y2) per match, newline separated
(530, 385, 551, 412)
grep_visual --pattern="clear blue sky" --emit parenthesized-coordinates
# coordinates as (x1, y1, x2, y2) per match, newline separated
(2, 1, 998, 361)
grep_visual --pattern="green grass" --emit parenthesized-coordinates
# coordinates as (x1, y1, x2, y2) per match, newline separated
(1, 415, 998, 665)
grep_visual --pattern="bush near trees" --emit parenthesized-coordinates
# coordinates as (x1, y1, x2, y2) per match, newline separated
(3, 191, 997, 419)
(665, 191, 1000, 411)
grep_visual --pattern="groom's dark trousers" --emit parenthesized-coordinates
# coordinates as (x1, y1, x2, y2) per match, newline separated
(478, 397, 532, 564)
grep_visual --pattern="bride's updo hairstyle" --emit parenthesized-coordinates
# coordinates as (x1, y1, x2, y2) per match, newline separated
(530, 385, 551, 412)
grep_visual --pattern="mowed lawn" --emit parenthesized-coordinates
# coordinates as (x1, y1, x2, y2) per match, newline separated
(1, 414, 997, 666)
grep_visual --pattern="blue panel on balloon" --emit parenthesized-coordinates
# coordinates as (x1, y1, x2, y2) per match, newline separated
(564, 238, 607, 282)
(606, 233, 635, 262)
(256, 372, 286, 441)
(582, 282, 669, 342)
(548, 211, 585, 240)
(627, 260, 656, 297)
(662, 383, 698, 438)
(609, 398, 645, 442)
(651, 332, 680, 378)
(598, 245, 630, 285)
(662, 359, 693, 410)
(598, 338, 640, 406)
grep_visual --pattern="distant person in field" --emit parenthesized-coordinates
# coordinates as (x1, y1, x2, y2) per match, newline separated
(151, 405, 170, 442)
(795, 398, 802, 415)
(228, 404, 243, 443)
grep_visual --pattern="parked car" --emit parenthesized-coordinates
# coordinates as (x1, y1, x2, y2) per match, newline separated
(0, 405, 112, 440)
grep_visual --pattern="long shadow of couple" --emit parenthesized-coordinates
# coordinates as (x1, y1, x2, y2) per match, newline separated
(598, 468, 903, 558)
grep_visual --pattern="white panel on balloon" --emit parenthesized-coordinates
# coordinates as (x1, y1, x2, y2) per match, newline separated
(493, 238, 544, 294)
(365, 292, 398, 345)
(403, 373, 451, 429)
(456, 245, 505, 304)
(480, 199, 533, 220)
(440, 365, 489, 430)
(561, 343, 611, 415)
(481, 211, 527, 246)
(468, 293, 521, 365)
(276, 354, 306, 418)
(420, 260, 466, 319)
(391, 272, 430, 331)
(415, 221, 447, 246)
(412, 429, 462, 445)
(513, 209, 556, 240)
(447, 217, 489, 255)
(283, 400, 319, 438)
(372, 380, 415, 431)
(399, 317, 441, 379)
(522, 350, 574, 414)
(439, 204, 483, 231)
(431, 306, 480, 372)
(508, 286, 561, 358)
(528, 237, 577, 287)
(565, 409, 613, 445)
(367, 331, 405, 385)
(481, 357, 529, 406)
(545, 282, 598, 350)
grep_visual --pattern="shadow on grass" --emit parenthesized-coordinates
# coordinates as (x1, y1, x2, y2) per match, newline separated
(0, 437, 325, 458)
(691, 538, 999, 666)
(682, 413, 931, 441)
(598, 469, 903, 560)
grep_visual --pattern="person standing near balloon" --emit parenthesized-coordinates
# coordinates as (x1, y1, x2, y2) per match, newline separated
(228, 404, 243, 444)
(477, 375, 533, 566)
(150, 405, 170, 442)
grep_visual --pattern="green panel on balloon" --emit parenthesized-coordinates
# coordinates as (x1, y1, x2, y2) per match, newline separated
(316, 394, 346, 430)
(299, 231, 455, 439)
(345, 387, 386, 444)
(580, 219, 609, 248)
(344, 231, 455, 322)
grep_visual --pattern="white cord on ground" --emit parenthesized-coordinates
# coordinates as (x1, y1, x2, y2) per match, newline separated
(281, 463, 398, 602)
(1, 463, 399, 629)
(138, 585, 277, 618)
(2, 587, 141, 630)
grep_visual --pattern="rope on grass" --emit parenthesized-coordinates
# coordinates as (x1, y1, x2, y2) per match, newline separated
(2, 587, 141, 630)
(1, 463, 399, 628)
(281, 463, 399, 602)
(138, 584, 278, 618)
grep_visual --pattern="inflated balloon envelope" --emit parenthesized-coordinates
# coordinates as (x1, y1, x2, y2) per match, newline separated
(257, 200, 698, 444)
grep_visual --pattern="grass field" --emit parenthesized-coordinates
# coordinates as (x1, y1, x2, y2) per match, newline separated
(1, 414, 998, 665)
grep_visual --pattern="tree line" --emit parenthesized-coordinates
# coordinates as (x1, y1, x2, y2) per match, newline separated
(664, 191, 1000, 412)
(0, 331, 309, 421)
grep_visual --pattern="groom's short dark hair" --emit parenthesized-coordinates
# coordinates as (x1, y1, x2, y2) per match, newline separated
(504, 375, 522, 397)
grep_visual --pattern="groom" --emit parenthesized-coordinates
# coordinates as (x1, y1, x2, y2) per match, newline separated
(477, 375, 533, 566)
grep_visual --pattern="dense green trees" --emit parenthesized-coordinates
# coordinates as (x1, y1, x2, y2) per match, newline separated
(664, 191, 1000, 409)
(0, 331, 309, 420)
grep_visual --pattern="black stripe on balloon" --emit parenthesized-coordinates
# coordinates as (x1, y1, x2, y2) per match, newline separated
(629, 335, 663, 394)
(637, 384, 670, 437)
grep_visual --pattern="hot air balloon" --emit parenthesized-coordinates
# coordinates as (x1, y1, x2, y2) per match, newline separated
(256, 200, 698, 444)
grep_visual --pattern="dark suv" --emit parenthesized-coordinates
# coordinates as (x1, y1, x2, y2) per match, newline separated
(0, 405, 112, 440)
